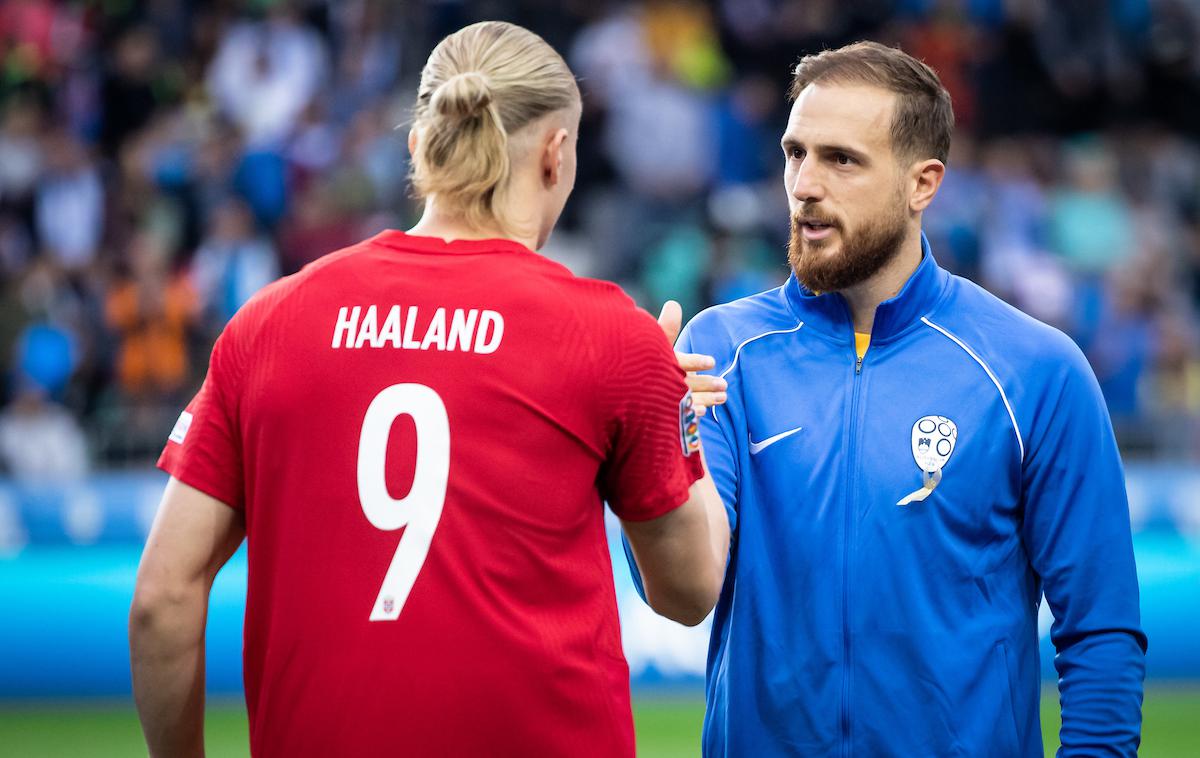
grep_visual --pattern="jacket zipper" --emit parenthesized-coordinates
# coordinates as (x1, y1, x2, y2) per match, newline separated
(842, 345, 864, 757)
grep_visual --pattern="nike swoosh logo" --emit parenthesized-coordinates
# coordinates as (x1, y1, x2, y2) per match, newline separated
(748, 426, 804, 455)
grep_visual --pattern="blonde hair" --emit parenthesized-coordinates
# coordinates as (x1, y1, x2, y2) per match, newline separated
(410, 21, 580, 233)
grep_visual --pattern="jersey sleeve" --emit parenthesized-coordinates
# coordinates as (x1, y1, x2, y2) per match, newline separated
(596, 305, 704, 522)
(156, 319, 246, 510)
(622, 315, 738, 603)
(675, 319, 739, 533)
(1020, 337, 1146, 756)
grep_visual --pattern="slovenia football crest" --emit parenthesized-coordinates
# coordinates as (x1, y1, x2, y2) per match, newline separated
(898, 415, 957, 506)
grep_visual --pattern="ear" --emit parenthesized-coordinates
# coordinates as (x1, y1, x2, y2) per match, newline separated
(908, 159, 945, 213)
(407, 127, 418, 156)
(541, 127, 569, 188)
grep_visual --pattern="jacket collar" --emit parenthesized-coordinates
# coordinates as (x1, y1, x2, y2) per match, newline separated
(781, 232, 949, 345)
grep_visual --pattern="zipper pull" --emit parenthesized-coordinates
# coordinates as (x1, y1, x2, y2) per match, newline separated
(855, 355, 863, 374)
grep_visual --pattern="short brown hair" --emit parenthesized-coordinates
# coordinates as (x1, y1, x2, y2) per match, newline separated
(789, 41, 953, 164)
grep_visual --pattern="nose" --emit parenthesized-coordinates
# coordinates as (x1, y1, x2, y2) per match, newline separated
(788, 156, 825, 204)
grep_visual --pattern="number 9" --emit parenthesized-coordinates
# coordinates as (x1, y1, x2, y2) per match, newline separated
(357, 383, 449, 621)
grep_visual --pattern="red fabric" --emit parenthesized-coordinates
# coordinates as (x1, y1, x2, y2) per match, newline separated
(158, 230, 703, 757)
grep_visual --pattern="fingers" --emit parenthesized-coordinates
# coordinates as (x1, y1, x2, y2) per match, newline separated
(660, 324, 725, 415)
(657, 300, 683, 346)
(688, 375, 727, 417)
(686, 373, 726, 395)
(676, 352, 715, 373)
(691, 392, 727, 416)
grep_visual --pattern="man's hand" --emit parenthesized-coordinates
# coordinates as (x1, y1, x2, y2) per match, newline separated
(658, 301, 726, 416)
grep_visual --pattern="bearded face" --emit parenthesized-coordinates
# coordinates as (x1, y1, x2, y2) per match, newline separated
(787, 184, 909, 293)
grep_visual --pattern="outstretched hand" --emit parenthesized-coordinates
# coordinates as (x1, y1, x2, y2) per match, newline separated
(658, 301, 727, 417)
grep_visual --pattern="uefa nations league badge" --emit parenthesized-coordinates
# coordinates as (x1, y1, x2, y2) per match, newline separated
(679, 391, 700, 456)
(898, 415, 957, 505)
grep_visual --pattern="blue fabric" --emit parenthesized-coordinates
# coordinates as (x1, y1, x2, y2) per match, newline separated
(624, 235, 1146, 756)
(16, 322, 77, 397)
(232, 150, 288, 228)
(715, 93, 774, 186)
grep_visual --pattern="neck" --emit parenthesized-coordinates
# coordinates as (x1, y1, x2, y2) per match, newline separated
(839, 225, 924, 333)
(407, 197, 539, 251)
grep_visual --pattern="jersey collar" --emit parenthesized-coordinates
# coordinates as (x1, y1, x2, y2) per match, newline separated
(371, 229, 535, 256)
(781, 232, 949, 345)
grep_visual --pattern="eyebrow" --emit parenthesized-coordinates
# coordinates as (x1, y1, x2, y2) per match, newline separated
(780, 137, 869, 163)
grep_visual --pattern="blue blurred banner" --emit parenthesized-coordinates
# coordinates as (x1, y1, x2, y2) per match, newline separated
(1, 466, 1197, 698)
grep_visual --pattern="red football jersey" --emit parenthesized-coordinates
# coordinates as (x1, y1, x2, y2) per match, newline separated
(158, 230, 703, 757)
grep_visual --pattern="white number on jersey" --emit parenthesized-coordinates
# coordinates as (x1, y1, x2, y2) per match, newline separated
(357, 383, 449, 621)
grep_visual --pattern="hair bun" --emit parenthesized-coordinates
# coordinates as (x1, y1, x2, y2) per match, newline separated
(430, 72, 494, 120)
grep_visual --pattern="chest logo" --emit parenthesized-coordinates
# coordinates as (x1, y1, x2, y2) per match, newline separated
(749, 425, 804, 455)
(898, 415, 957, 506)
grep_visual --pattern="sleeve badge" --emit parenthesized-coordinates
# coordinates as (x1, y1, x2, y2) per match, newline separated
(679, 392, 701, 456)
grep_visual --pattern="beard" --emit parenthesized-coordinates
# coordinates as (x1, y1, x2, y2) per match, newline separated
(787, 197, 908, 293)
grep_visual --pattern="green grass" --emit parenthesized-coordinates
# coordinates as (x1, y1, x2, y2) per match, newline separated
(0, 687, 1196, 756)
(634, 697, 704, 758)
(632, 688, 1200, 756)
(1047, 686, 1200, 758)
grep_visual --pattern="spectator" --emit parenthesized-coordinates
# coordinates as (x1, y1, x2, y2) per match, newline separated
(327, 0, 402, 122)
(0, 385, 88, 480)
(34, 130, 104, 271)
(1048, 139, 1134, 275)
(0, 321, 87, 481)
(104, 231, 195, 401)
(1086, 269, 1160, 436)
(276, 182, 357, 274)
(714, 75, 779, 187)
(99, 25, 162, 156)
(0, 95, 43, 213)
(0, 1, 1197, 465)
(206, 2, 330, 148)
(190, 197, 279, 335)
(1149, 309, 1200, 457)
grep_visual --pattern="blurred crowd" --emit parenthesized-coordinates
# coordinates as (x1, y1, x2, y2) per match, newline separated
(1, 0, 1200, 478)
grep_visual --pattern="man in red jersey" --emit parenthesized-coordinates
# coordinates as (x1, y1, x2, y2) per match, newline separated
(129, 22, 729, 758)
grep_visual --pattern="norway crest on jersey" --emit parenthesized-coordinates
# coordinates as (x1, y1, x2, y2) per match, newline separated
(898, 415, 957, 505)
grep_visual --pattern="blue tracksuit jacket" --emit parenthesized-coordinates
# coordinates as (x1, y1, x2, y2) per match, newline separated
(625, 237, 1146, 756)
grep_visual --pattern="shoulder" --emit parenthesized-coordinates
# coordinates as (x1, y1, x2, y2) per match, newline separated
(557, 271, 640, 312)
(682, 285, 802, 372)
(927, 274, 1088, 372)
(533, 269, 662, 335)
(923, 274, 1100, 426)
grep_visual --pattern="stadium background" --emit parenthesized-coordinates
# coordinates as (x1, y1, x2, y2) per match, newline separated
(0, 0, 1198, 755)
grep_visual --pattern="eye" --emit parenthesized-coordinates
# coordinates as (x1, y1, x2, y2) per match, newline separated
(834, 152, 854, 166)
(788, 146, 805, 161)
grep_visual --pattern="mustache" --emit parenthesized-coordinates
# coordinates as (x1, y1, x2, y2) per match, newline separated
(791, 207, 841, 229)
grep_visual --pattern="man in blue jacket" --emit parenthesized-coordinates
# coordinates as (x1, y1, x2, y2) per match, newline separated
(627, 41, 1146, 756)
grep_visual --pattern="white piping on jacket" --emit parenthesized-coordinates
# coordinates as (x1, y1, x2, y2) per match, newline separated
(921, 316, 1025, 461)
